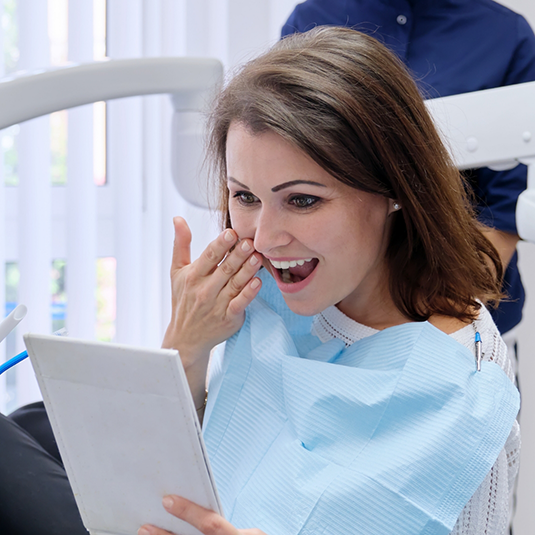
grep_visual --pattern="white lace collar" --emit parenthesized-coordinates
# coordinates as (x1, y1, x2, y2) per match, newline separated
(312, 304, 475, 349)
(311, 305, 379, 346)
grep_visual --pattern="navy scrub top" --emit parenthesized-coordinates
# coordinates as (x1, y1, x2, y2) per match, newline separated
(282, 0, 535, 334)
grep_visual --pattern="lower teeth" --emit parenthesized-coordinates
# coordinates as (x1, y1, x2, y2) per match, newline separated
(281, 269, 292, 283)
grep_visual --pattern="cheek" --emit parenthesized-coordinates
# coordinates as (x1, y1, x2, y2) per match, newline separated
(229, 206, 255, 240)
(331, 204, 389, 258)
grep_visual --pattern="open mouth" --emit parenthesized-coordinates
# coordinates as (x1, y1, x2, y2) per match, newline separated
(269, 258, 319, 284)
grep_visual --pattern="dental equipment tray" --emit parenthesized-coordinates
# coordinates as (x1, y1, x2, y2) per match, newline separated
(24, 333, 222, 535)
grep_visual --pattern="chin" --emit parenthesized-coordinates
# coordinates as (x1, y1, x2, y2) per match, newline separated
(280, 295, 325, 317)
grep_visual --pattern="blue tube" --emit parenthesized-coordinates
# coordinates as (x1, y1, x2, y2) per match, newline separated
(0, 328, 67, 375)
(0, 350, 29, 375)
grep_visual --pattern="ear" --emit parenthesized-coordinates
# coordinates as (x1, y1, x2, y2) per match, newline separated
(388, 200, 402, 215)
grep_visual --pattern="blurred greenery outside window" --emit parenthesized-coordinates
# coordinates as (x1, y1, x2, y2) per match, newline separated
(6, 258, 116, 340)
(4, 257, 116, 411)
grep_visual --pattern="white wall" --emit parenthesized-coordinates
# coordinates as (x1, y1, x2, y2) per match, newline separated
(499, 0, 535, 23)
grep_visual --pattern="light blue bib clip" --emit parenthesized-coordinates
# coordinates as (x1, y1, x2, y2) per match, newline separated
(204, 272, 519, 535)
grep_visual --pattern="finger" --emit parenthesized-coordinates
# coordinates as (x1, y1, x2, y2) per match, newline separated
(227, 277, 262, 317)
(210, 239, 257, 292)
(194, 229, 238, 278)
(137, 522, 265, 535)
(221, 252, 262, 299)
(162, 495, 238, 535)
(138, 525, 173, 535)
(171, 217, 192, 271)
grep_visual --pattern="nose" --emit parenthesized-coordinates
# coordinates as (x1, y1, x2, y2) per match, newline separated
(253, 206, 293, 255)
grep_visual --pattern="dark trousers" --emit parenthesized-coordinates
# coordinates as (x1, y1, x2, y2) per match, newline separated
(0, 402, 86, 535)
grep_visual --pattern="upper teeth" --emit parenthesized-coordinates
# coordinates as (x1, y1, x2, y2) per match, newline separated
(269, 258, 313, 269)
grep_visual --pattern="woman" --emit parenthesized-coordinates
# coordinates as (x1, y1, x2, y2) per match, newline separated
(141, 27, 520, 535)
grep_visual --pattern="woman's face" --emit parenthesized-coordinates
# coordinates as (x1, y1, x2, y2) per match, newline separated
(226, 122, 395, 320)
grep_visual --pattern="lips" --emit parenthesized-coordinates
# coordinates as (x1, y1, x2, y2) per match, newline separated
(268, 257, 318, 282)
(267, 257, 319, 292)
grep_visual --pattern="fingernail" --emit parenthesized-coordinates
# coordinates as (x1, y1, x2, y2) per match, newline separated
(138, 528, 151, 535)
(241, 240, 252, 252)
(251, 278, 261, 289)
(250, 254, 259, 266)
(224, 230, 235, 243)
(162, 496, 174, 510)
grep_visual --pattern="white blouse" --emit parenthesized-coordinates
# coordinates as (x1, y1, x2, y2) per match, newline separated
(312, 305, 520, 535)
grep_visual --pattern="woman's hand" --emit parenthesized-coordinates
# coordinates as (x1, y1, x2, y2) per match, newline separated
(162, 217, 262, 407)
(138, 495, 267, 535)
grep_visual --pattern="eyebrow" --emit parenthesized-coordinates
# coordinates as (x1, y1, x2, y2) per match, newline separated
(228, 177, 327, 192)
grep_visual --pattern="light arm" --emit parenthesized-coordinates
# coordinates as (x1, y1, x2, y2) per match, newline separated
(425, 81, 535, 243)
(0, 57, 222, 129)
(0, 57, 223, 208)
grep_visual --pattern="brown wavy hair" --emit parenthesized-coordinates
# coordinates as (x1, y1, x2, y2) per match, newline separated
(207, 26, 503, 322)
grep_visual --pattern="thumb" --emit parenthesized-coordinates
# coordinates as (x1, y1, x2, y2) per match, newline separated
(171, 216, 192, 270)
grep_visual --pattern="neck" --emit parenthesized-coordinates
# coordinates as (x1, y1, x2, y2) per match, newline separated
(337, 292, 472, 335)
(336, 289, 409, 331)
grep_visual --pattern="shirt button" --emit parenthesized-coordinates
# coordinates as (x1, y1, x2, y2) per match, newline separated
(397, 14, 408, 25)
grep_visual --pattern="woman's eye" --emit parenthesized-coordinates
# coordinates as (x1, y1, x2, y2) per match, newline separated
(233, 191, 258, 205)
(289, 195, 320, 208)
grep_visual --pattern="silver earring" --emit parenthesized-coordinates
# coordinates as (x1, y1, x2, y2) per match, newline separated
(393, 202, 401, 211)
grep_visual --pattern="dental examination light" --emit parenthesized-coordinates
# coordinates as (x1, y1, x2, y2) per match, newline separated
(426, 81, 535, 243)
(0, 57, 223, 207)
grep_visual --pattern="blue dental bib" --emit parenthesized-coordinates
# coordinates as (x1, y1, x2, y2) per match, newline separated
(203, 273, 519, 535)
